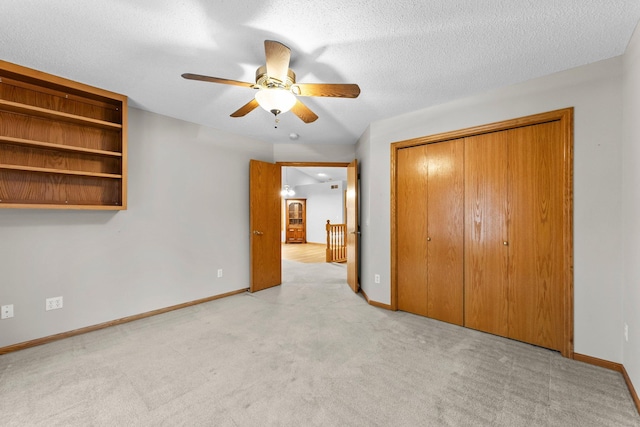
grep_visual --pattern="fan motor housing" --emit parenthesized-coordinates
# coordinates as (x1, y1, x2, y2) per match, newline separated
(255, 65, 296, 88)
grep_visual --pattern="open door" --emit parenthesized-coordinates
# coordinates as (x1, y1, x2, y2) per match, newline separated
(346, 159, 359, 293)
(249, 159, 281, 292)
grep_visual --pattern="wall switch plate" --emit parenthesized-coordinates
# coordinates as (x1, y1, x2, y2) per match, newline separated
(624, 323, 629, 342)
(217, 269, 223, 278)
(46, 296, 63, 311)
(1, 304, 14, 319)
(374, 274, 381, 284)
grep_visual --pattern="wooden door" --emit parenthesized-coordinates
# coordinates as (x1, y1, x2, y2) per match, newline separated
(426, 139, 464, 325)
(346, 159, 359, 293)
(507, 122, 565, 351)
(392, 108, 572, 356)
(396, 145, 429, 315)
(249, 160, 281, 292)
(464, 131, 510, 336)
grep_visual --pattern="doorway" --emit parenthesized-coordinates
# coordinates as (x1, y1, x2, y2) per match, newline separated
(282, 163, 347, 283)
(280, 165, 348, 274)
(250, 160, 358, 293)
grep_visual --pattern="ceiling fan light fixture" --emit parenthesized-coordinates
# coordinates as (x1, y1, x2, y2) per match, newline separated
(255, 88, 296, 115)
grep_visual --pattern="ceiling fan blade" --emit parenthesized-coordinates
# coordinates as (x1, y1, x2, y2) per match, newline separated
(291, 83, 361, 98)
(230, 99, 260, 117)
(291, 99, 319, 123)
(264, 40, 291, 84)
(182, 73, 254, 88)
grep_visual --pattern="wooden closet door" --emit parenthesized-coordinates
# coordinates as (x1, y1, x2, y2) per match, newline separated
(426, 139, 464, 325)
(464, 131, 510, 336)
(397, 145, 428, 316)
(507, 122, 565, 351)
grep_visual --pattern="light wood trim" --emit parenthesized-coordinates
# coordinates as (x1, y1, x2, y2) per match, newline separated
(562, 108, 575, 358)
(0, 288, 248, 356)
(0, 203, 125, 210)
(390, 107, 574, 356)
(623, 366, 640, 416)
(573, 353, 623, 372)
(390, 142, 399, 311)
(0, 75, 121, 110)
(391, 108, 572, 149)
(0, 135, 122, 157)
(360, 288, 393, 310)
(573, 353, 640, 415)
(0, 99, 122, 130)
(120, 99, 128, 209)
(0, 163, 122, 179)
(276, 162, 351, 167)
(0, 59, 127, 103)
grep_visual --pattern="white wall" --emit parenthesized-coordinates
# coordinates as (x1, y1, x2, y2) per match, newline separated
(0, 108, 272, 348)
(357, 57, 625, 362)
(274, 143, 356, 163)
(294, 181, 345, 243)
(283, 167, 319, 187)
(622, 22, 640, 394)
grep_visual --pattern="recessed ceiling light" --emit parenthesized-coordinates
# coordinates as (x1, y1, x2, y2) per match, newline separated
(318, 173, 327, 177)
(289, 133, 299, 140)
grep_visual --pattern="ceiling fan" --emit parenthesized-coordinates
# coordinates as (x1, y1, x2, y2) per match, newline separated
(182, 40, 361, 124)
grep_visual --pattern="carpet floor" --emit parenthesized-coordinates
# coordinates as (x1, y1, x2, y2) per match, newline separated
(0, 260, 638, 426)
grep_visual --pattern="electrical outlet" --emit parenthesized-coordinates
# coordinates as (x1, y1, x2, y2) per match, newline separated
(217, 269, 223, 278)
(374, 274, 381, 284)
(46, 296, 63, 311)
(624, 323, 629, 342)
(1, 304, 14, 319)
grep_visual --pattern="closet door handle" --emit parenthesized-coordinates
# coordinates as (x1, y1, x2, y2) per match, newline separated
(253, 230, 264, 235)
(503, 241, 509, 246)
(427, 237, 431, 241)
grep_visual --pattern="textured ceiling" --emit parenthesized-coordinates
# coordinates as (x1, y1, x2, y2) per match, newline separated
(2, 1, 639, 146)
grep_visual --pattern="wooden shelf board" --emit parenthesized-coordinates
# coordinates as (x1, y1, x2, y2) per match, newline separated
(0, 135, 122, 157)
(0, 202, 124, 210)
(0, 99, 122, 130)
(0, 163, 122, 179)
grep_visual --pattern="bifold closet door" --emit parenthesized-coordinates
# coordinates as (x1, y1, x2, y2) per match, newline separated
(464, 131, 509, 336)
(465, 122, 565, 351)
(397, 145, 429, 316)
(426, 139, 464, 325)
(507, 122, 565, 351)
(397, 139, 464, 324)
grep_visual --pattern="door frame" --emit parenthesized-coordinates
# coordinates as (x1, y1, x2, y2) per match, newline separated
(390, 108, 574, 357)
(277, 161, 353, 270)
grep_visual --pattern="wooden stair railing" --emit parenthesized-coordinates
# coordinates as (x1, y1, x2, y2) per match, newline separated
(326, 220, 347, 263)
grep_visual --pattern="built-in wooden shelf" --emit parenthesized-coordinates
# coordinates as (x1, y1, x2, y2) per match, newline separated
(0, 164, 122, 179)
(0, 135, 122, 157)
(0, 99, 122, 130)
(0, 60, 128, 209)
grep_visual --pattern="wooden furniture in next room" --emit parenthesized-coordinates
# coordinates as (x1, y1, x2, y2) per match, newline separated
(285, 198, 306, 243)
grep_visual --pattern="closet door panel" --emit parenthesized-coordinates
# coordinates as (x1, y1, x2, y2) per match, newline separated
(397, 146, 428, 316)
(507, 122, 565, 351)
(464, 132, 509, 336)
(426, 139, 464, 325)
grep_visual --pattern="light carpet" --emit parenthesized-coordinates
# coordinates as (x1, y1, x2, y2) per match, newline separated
(0, 260, 638, 426)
